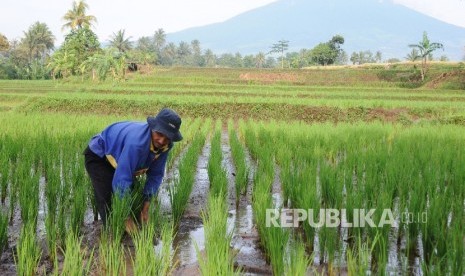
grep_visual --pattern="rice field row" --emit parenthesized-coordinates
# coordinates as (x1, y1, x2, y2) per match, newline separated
(240, 120, 465, 275)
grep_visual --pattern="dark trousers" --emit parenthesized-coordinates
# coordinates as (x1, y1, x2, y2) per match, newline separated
(83, 146, 114, 225)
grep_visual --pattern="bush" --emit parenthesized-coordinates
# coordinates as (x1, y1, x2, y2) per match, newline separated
(377, 68, 422, 88)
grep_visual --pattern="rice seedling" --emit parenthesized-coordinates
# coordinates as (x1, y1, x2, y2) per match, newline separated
(197, 194, 237, 275)
(285, 237, 312, 275)
(0, 210, 8, 251)
(58, 233, 94, 276)
(56, 198, 68, 249)
(347, 234, 379, 276)
(43, 159, 62, 259)
(67, 156, 90, 234)
(367, 191, 391, 274)
(228, 119, 249, 205)
(106, 194, 135, 242)
(131, 221, 158, 275)
(69, 183, 88, 234)
(169, 120, 210, 225)
(284, 160, 319, 252)
(15, 222, 42, 276)
(246, 125, 289, 275)
(207, 126, 228, 199)
(243, 121, 465, 274)
(98, 232, 127, 276)
(8, 165, 18, 224)
(45, 213, 59, 263)
(156, 220, 177, 275)
(449, 215, 464, 276)
(0, 151, 10, 205)
(17, 157, 40, 229)
(131, 210, 176, 275)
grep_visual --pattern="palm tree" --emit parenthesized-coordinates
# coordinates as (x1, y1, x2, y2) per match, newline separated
(62, 0, 97, 31)
(408, 31, 443, 81)
(22, 22, 55, 62)
(191, 40, 202, 66)
(255, 52, 266, 68)
(375, 51, 382, 63)
(136, 36, 154, 52)
(109, 29, 132, 53)
(177, 41, 191, 65)
(405, 49, 420, 62)
(160, 42, 177, 66)
(153, 28, 166, 51)
(203, 49, 216, 67)
(271, 40, 289, 68)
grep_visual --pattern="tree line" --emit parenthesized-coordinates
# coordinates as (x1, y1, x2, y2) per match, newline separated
(0, 0, 448, 80)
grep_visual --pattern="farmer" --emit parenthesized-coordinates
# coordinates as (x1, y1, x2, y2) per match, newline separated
(83, 108, 182, 232)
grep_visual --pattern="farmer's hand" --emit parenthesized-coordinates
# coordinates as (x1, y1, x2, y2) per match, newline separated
(139, 201, 150, 224)
(125, 217, 137, 234)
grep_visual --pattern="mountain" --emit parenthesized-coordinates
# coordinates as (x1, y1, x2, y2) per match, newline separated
(166, 0, 465, 61)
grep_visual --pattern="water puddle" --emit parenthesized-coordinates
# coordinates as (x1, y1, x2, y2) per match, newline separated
(172, 216, 205, 268)
(229, 205, 271, 274)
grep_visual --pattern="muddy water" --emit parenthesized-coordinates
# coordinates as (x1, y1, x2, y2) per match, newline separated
(272, 165, 284, 208)
(229, 205, 271, 275)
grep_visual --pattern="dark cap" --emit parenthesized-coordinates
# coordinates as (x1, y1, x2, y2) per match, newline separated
(147, 108, 183, 142)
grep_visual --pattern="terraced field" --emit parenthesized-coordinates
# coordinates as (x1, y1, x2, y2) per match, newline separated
(0, 66, 464, 275)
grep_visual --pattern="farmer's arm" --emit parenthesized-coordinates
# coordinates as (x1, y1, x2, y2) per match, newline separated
(144, 151, 169, 199)
(140, 151, 169, 223)
(112, 145, 142, 197)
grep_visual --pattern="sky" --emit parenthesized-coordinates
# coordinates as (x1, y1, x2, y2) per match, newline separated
(1, 0, 465, 44)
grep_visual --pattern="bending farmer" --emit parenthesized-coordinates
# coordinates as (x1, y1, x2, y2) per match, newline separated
(83, 108, 182, 231)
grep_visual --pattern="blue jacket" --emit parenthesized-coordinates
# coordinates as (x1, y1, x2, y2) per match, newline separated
(88, 121, 172, 199)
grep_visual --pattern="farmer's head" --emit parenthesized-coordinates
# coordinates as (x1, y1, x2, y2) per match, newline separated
(147, 108, 183, 148)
